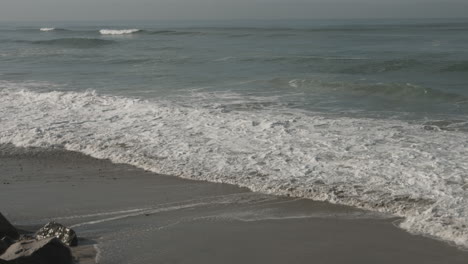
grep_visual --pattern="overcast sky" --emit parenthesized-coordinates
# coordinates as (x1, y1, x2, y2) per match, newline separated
(1, 0, 468, 21)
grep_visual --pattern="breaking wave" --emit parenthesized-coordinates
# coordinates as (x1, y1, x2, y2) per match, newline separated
(99, 29, 141, 35)
(3, 20, 466, 37)
(40, 28, 56, 32)
(38, 28, 71, 33)
(0, 80, 467, 249)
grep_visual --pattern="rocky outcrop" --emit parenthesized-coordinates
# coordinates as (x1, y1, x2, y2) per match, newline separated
(0, 214, 19, 240)
(0, 215, 80, 263)
(36, 222, 78, 247)
(0, 237, 14, 255)
(0, 240, 8, 256)
(0, 237, 73, 264)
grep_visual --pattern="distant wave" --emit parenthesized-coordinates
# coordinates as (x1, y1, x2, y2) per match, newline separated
(442, 61, 468, 72)
(0, 81, 467, 249)
(245, 57, 420, 74)
(240, 55, 367, 64)
(38, 28, 70, 32)
(99, 29, 141, 35)
(105, 58, 153, 65)
(10, 28, 202, 36)
(164, 21, 468, 34)
(239, 56, 468, 75)
(150, 30, 203, 35)
(31, 38, 116, 48)
(32, 28, 201, 36)
(40, 28, 56, 32)
(339, 59, 422, 74)
(288, 79, 468, 104)
(4, 20, 466, 36)
(149, 30, 177, 34)
(227, 33, 254, 38)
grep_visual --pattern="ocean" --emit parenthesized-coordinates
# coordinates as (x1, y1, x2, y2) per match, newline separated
(0, 19, 467, 248)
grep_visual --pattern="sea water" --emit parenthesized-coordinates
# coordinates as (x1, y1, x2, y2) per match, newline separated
(0, 19, 467, 248)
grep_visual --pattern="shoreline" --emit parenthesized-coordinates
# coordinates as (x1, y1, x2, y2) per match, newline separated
(1, 145, 468, 263)
(2, 87, 468, 250)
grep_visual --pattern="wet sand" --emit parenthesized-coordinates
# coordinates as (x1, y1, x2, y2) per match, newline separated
(1, 145, 467, 264)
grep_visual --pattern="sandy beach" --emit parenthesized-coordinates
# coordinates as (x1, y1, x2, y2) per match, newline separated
(1, 144, 467, 264)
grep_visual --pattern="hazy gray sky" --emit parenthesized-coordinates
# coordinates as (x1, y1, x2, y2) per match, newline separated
(1, 0, 467, 21)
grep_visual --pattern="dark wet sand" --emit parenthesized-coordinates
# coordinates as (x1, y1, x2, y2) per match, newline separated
(1, 146, 467, 264)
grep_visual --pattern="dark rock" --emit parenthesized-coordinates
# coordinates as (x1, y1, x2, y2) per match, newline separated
(0, 237, 15, 254)
(0, 241, 7, 256)
(36, 222, 78, 247)
(0, 213, 19, 240)
(0, 237, 72, 264)
(1, 237, 14, 247)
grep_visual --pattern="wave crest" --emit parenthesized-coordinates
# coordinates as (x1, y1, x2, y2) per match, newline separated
(99, 29, 141, 35)
(40, 28, 55, 32)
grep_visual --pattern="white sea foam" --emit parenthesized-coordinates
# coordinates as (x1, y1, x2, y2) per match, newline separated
(0, 80, 467, 249)
(93, 244, 102, 264)
(40, 28, 55, 32)
(99, 29, 141, 35)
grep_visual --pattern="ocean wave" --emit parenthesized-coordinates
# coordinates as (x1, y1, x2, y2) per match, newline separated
(171, 21, 468, 34)
(227, 33, 254, 38)
(31, 38, 116, 48)
(5, 21, 467, 37)
(148, 30, 203, 35)
(442, 61, 468, 72)
(38, 28, 71, 33)
(288, 79, 468, 104)
(99, 29, 141, 35)
(0, 81, 467, 249)
(10, 28, 202, 36)
(339, 59, 422, 74)
(240, 57, 422, 73)
(40, 28, 56, 32)
(241, 55, 367, 63)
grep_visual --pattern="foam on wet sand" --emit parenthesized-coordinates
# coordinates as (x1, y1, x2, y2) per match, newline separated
(1, 145, 468, 264)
